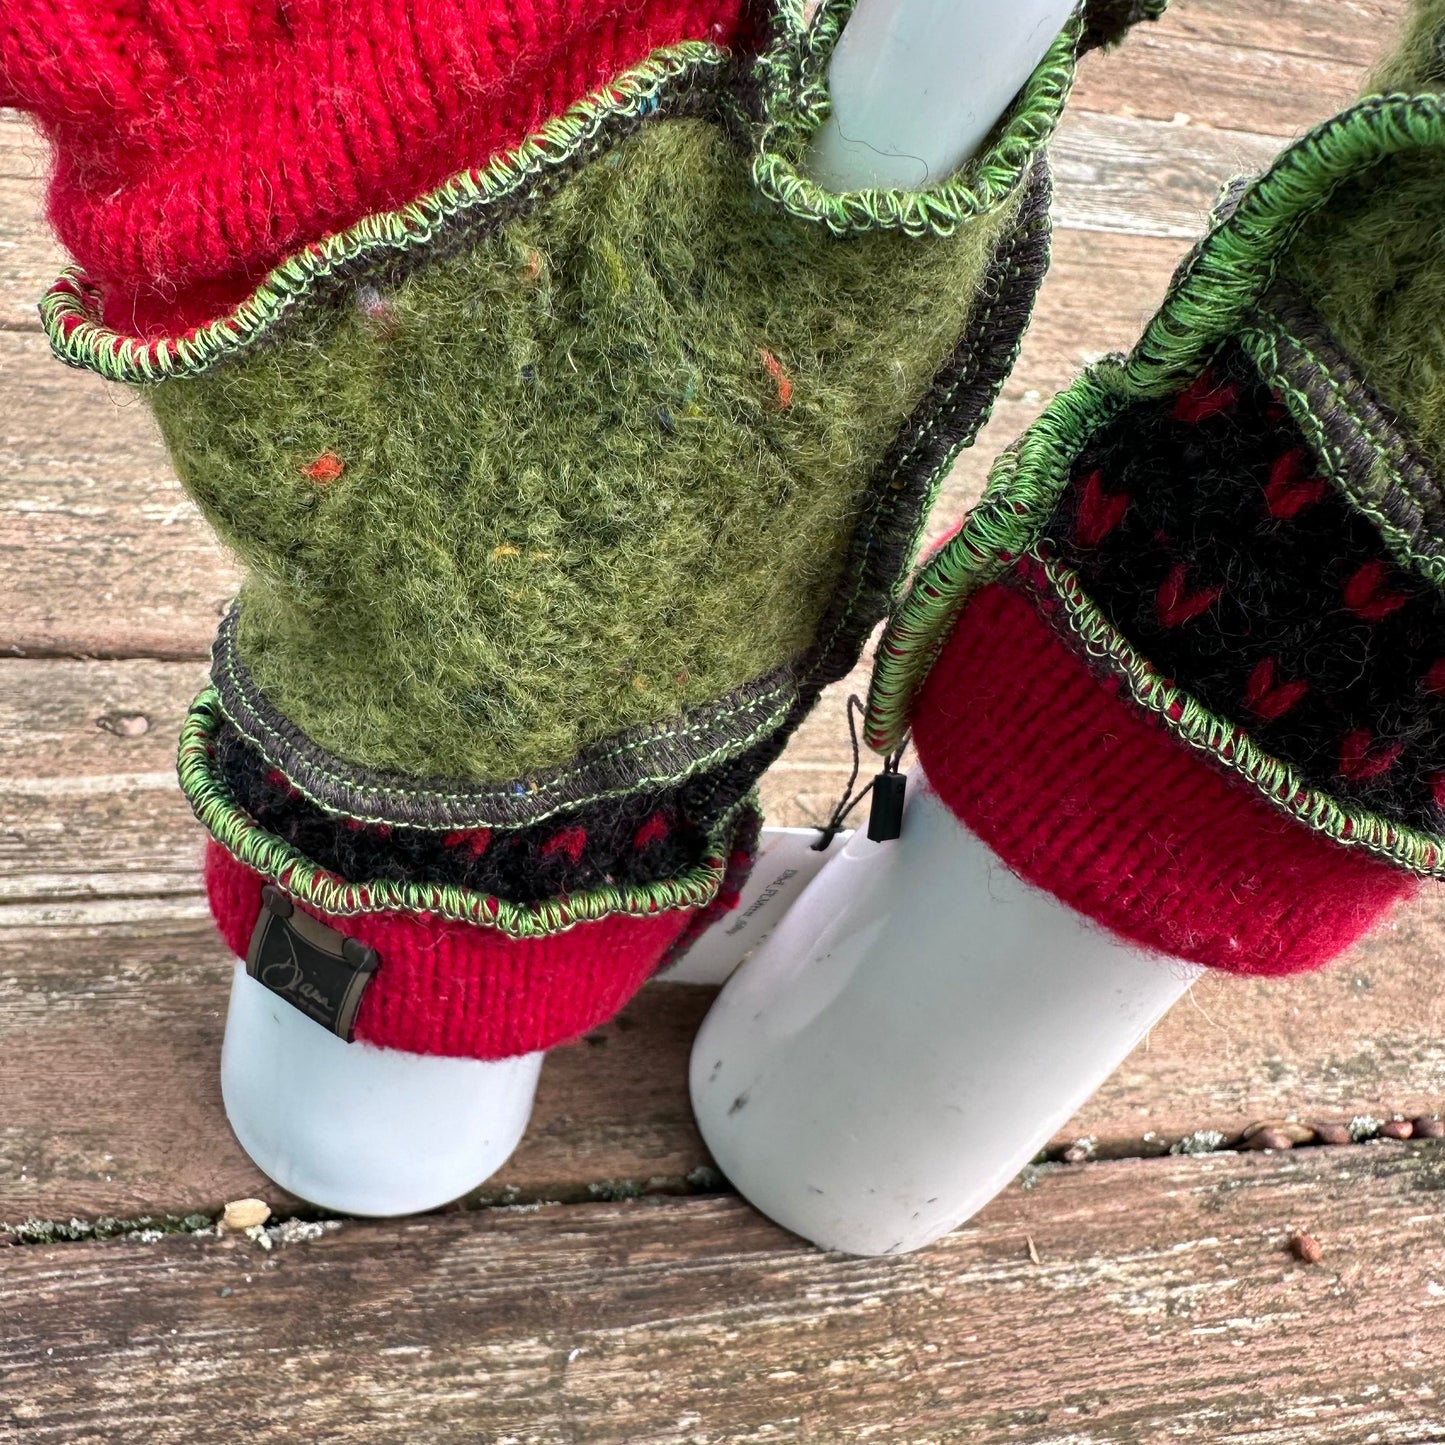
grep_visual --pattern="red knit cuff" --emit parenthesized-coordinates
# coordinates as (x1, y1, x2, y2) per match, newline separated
(912, 582, 1415, 975)
(205, 842, 699, 1058)
(2, 0, 747, 334)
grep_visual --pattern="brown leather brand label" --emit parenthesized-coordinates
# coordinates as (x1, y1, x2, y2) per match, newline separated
(244, 886, 380, 1042)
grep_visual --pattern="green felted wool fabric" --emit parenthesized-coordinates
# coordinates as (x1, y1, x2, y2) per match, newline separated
(1278, 0, 1445, 467)
(149, 116, 1017, 783)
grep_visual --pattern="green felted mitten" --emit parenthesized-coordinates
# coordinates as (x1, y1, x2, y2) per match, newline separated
(18, 0, 1162, 1057)
(866, 0, 1445, 978)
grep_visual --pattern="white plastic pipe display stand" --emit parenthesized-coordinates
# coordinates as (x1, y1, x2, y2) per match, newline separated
(220, 827, 848, 1215)
(221, 962, 544, 1217)
(805, 0, 1077, 190)
(690, 769, 1201, 1256)
(690, 0, 1202, 1257)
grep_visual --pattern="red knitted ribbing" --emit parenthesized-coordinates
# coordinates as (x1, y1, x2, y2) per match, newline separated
(0, 0, 748, 335)
(205, 842, 697, 1058)
(912, 582, 1415, 975)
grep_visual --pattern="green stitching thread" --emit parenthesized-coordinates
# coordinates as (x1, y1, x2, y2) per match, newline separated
(806, 192, 1052, 702)
(40, 0, 1091, 382)
(212, 638, 796, 832)
(41, 42, 730, 382)
(864, 367, 1127, 752)
(1036, 555, 1445, 878)
(180, 688, 755, 934)
(866, 91, 1445, 755)
(1241, 318, 1445, 587)
(1124, 92, 1445, 396)
(750, 1, 1081, 236)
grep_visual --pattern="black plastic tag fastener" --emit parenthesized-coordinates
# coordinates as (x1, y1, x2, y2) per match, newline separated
(867, 768, 907, 842)
(245, 885, 381, 1042)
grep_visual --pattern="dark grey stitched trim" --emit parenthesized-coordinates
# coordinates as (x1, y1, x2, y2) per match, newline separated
(1252, 287, 1445, 583)
(681, 154, 1056, 796)
(211, 605, 798, 831)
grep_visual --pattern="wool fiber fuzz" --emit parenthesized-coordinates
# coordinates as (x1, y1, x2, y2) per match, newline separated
(152, 119, 1014, 782)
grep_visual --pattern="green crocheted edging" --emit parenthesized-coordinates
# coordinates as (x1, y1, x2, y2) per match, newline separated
(1124, 91, 1445, 397)
(866, 90, 1445, 753)
(1036, 555, 1445, 878)
(864, 368, 1126, 752)
(180, 688, 751, 935)
(39, 0, 1084, 383)
(40, 40, 729, 383)
(749, 0, 1081, 236)
(210, 603, 796, 833)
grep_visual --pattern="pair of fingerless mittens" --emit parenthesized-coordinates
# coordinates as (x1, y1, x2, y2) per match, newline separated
(3, 0, 1164, 1056)
(869, 0, 1445, 978)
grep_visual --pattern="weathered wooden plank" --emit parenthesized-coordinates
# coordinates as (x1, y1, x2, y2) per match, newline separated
(0, 174, 54, 333)
(0, 918, 724, 1222)
(2, 891, 1440, 1223)
(0, 659, 206, 908)
(0, 112, 54, 332)
(1075, 36, 1358, 138)
(0, 659, 207, 776)
(1157, 0, 1404, 65)
(1052, 110, 1280, 238)
(1070, 0, 1406, 136)
(5, 1145, 1444, 1445)
(0, 333, 241, 661)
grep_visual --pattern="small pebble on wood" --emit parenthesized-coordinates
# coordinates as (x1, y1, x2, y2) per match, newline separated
(1242, 1128, 1295, 1151)
(97, 712, 150, 737)
(1378, 1119, 1414, 1140)
(222, 1198, 271, 1231)
(1243, 1120, 1314, 1146)
(1290, 1232, 1324, 1265)
(1312, 1123, 1353, 1147)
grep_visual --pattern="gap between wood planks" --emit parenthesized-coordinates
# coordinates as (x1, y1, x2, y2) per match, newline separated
(7, 1130, 1444, 1250)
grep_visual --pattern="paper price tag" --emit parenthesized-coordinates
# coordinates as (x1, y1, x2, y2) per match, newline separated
(661, 827, 850, 986)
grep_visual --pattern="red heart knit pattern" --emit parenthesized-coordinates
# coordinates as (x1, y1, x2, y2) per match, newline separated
(1343, 560, 1410, 622)
(1263, 446, 1328, 519)
(1243, 657, 1310, 721)
(1338, 728, 1405, 782)
(1153, 562, 1224, 628)
(1072, 470, 1130, 547)
(1044, 343, 1445, 832)
(1169, 367, 1241, 425)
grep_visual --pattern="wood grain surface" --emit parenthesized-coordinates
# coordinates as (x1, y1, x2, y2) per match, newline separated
(2, 2, 1441, 1441)
(6, 1146, 1444, 1445)
(3, 903, 1442, 1224)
